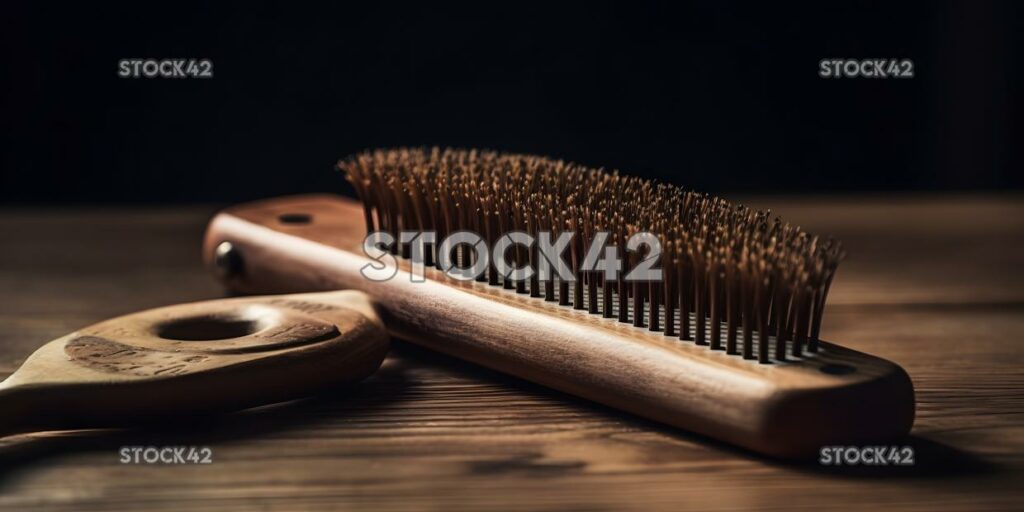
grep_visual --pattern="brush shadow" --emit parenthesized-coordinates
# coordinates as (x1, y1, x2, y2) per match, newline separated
(384, 340, 1003, 479)
(0, 357, 413, 485)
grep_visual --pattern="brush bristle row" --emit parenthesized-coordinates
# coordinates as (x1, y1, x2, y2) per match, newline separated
(340, 147, 844, 363)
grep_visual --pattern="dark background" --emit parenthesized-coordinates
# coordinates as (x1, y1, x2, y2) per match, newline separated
(1, 1, 1020, 204)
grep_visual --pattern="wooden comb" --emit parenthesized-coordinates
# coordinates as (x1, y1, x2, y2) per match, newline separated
(202, 193, 914, 459)
(0, 290, 388, 437)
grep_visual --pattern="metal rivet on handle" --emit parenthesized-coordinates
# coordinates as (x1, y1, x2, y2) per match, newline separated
(214, 241, 245, 280)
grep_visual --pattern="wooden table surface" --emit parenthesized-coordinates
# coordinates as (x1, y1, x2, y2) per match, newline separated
(0, 195, 1021, 511)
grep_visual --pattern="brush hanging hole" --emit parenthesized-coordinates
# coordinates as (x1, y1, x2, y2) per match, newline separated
(278, 213, 313, 224)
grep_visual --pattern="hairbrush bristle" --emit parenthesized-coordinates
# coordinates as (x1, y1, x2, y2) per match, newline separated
(339, 147, 845, 363)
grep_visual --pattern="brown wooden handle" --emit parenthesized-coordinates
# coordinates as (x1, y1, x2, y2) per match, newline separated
(202, 194, 915, 458)
(0, 289, 389, 437)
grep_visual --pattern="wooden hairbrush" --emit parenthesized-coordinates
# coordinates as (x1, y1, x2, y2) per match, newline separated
(202, 148, 915, 458)
(0, 290, 388, 437)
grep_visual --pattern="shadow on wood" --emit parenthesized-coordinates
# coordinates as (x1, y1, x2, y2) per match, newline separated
(0, 359, 413, 486)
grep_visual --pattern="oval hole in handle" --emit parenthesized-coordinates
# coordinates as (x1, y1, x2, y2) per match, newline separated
(156, 315, 266, 341)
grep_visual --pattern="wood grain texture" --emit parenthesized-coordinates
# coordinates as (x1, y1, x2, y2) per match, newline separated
(0, 196, 1021, 511)
(0, 289, 389, 438)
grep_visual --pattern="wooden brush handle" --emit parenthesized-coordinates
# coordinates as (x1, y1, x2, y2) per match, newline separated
(0, 290, 388, 437)
(203, 194, 915, 458)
